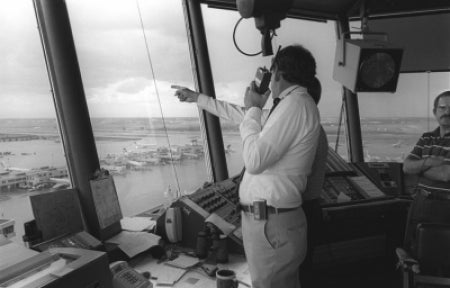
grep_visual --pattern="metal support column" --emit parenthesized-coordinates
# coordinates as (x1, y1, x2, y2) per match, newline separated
(182, 0, 229, 181)
(337, 17, 365, 163)
(34, 0, 120, 240)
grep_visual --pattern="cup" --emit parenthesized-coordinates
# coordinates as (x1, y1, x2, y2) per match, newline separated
(216, 269, 239, 288)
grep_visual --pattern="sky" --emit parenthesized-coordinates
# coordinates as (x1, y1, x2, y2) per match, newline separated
(0, 0, 449, 119)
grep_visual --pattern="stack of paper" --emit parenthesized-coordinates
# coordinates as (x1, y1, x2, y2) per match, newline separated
(152, 263, 188, 286)
(120, 217, 156, 232)
(164, 254, 200, 269)
(106, 231, 161, 258)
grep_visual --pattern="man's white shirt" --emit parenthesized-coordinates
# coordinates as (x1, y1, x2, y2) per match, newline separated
(197, 85, 320, 208)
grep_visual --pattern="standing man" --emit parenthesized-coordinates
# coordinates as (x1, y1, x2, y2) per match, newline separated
(172, 45, 320, 288)
(403, 90, 450, 253)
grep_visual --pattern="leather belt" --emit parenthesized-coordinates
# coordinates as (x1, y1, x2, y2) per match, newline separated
(239, 204, 299, 214)
(423, 190, 450, 201)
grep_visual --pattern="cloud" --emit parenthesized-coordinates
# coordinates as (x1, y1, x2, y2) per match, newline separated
(85, 77, 257, 118)
(2, 0, 449, 120)
(0, 92, 56, 119)
(67, 0, 186, 38)
(1, 0, 196, 119)
(70, 3, 193, 88)
(86, 78, 198, 118)
(0, 1, 50, 95)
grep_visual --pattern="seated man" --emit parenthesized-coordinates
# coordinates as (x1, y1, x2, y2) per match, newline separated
(403, 90, 450, 253)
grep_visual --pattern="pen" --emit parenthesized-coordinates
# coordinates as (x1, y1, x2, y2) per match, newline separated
(237, 279, 251, 287)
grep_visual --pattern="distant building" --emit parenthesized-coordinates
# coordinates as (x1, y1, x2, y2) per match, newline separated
(0, 170, 27, 191)
(0, 134, 39, 142)
(0, 166, 68, 191)
(25, 166, 68, 189)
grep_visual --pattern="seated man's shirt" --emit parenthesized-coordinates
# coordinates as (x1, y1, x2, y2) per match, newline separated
(408, 127, 450, 192)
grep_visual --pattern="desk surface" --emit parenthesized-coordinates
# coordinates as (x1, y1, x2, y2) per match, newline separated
(131, 252, 251, 288)
(0, 240, 39, 271)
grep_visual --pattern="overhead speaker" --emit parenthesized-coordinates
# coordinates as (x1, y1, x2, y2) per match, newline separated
(333, 39, 403, 93)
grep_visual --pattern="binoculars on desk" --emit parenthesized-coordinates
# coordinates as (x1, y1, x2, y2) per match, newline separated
(196, 225, 228, 263)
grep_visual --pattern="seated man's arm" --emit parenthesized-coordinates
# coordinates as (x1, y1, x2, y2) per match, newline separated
(403, 134, 430, 175)
(423, 164, 450, 182)
(403, 156, 425, 175)
(404, 154, 449, 182)
(404, 156, 430, 175)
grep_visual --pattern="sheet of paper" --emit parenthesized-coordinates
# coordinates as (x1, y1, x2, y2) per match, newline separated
(106, 231, 161, 258)
(164, 254, 200, 269)
(134, 258, 187, 286)
(175, 275, 216, 288)
(156, 266, 188, 286)
(205, 213, 236, 236)
(120, 217, 156, 232)
(132, 252, 250, 288)
(337, 192, 351, 202)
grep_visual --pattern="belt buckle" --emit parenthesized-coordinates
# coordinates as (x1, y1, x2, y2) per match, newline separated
(253, 200, 267, 220)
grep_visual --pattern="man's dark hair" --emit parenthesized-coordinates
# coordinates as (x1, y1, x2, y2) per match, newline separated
(307, 77, 321, 105)
(433, 90, 450, 112)
(273, 45, 317, 89)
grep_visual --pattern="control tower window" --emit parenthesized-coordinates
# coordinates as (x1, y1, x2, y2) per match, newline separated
(201, 8, 349, 171)
(66, 0, 208, 216)
(0, 1, 72, 243)
(349, 21, 450, 163)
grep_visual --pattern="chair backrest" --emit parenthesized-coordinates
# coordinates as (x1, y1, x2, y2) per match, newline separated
(416, 223, 450, 277)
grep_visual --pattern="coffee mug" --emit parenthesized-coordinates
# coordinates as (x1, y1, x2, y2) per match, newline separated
(216, 269, 239, 288)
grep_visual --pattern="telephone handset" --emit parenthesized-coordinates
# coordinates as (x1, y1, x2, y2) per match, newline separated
(110, 261, 152, 288)
(253, 45, 281, 94)
(254, 67, 271, 94)
(165, 207, 182, 243)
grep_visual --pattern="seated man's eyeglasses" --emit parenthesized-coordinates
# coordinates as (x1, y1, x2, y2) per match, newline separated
(437, 105, 450, 112)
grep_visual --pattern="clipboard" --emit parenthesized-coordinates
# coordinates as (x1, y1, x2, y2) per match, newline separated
(90, 174, 123, 229)
(30, 188, 84, 240)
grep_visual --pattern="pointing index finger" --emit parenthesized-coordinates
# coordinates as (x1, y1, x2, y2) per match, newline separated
(171, 85, 186, 90)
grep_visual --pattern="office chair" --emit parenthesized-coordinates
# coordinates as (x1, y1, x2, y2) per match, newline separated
(396, 223, 450, 288)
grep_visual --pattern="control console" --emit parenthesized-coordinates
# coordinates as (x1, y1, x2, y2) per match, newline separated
(172, 177, 242, 249)
(188, 178, 240, 225)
